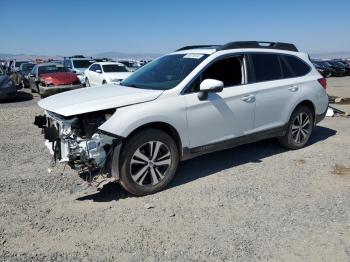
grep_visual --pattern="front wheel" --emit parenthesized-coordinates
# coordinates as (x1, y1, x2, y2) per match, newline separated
(85, 78, 90, 87)
(118, 129, 179, 196)
(278, 106, 314, 149)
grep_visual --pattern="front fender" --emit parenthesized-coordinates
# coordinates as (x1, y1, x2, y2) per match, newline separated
(98, 95, 190, 148)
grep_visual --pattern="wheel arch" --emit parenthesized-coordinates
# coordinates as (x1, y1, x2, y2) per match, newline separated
(289, 99, 316, 123)
(124, 121, 183, 159)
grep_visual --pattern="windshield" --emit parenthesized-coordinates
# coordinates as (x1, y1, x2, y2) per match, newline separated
(22, 64, 35, 71)
(121, 54, 208, 90)
(38, 65, 69, 75)
(103, 64, 129, 73)
(73, 60, 94, 68)
(15, 61, 29, 67)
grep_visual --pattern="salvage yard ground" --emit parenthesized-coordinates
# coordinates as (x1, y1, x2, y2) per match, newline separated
(0, 78, 350, 261)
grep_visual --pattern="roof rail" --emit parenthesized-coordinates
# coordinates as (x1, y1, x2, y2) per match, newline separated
(176, 45, 219, 51)
(218, 41, 298, 52)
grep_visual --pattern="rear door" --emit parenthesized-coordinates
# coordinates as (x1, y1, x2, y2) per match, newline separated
(247, 53, 299, 132)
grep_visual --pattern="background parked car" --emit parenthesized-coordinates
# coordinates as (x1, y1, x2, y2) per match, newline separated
(63, 55, 95, 84)
(117, 59, 141, 71)
(333, 59, 350, 74)
(334, 59, 350, 66)
(10, 60, 31, 74)
(325, 60, 348, 76)
(12, 62, 35, 88)
(312, 61, 331, 78)
(4, 59, 15, 74)
(85, 62, 132, 86)
(29, 63, 82, 97)
(0, 66, 17, 101)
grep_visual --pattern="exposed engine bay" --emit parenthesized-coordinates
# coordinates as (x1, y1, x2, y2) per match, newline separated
(34, 109, 119, 179)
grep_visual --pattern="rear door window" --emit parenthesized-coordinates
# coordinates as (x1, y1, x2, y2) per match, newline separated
(249, 53, 282, 82)
(279, 56, 295, 78)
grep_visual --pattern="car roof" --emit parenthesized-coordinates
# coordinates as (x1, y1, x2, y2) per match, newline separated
(68, 57, 94, 60)
(94, 62, 126, 66)
(172, 48, 305, 56)
(36, 63, 63, 67)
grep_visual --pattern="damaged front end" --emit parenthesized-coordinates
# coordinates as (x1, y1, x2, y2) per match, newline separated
(34, 109, 121, 188)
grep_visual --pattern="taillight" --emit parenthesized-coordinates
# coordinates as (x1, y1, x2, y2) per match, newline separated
(318, 78, 327, 90)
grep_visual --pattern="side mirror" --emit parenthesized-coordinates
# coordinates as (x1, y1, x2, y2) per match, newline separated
(198, 79, 224, 100)
(29, 73, 35, 78)
(96, 69, 102, 74)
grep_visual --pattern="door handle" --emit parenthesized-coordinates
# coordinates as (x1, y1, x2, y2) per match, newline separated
(241, 94, 255, 102)
(288, 86, 299, 92)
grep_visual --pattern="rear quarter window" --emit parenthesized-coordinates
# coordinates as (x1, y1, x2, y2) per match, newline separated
(280, 55, 310, 78)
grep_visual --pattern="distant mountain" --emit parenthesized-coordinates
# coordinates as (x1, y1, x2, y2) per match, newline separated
(310, 51, 350, 59)
(1, 50, 348, 61)
(94, 52, 162, 60)
(0, 53, 62, 60)
(0, 51, 162, 61)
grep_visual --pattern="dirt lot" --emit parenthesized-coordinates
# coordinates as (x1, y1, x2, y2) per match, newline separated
(0, 79, 349, 261)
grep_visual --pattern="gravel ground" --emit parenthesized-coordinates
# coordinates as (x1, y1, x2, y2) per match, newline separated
(0, 84, 349, 261)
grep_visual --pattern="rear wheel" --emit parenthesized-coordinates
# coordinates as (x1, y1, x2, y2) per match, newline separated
(102, 80, 107, 84)
(85, 78, 90, 87)
(118, 129, 179, 196)
(278, 106, 314, 149)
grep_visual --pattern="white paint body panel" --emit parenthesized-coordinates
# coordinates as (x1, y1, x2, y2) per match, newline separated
(38, 85, 163, 116)
(38, 47, 329, 151)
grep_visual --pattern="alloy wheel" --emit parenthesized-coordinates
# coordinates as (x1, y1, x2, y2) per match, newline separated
(291, 112, 311, 144)
(130, 141, 171, 186)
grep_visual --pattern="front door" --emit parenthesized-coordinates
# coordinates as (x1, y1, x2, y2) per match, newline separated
(184, 55, 256, 148)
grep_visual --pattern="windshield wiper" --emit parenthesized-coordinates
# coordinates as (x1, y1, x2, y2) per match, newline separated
(121, 83, 143, 89)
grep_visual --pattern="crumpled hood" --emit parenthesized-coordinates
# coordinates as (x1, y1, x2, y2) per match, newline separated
(38, 84, 163, 116)
(106, 72, 133, 80)
(40, 72, 80, 86)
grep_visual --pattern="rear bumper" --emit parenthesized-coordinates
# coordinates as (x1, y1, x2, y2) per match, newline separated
(315, 105, 328, 124)
(39, 84, 83, 96)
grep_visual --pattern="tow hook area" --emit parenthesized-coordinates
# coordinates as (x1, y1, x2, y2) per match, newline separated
(34, 115, 47, 128)
(86, 140, 122, 190)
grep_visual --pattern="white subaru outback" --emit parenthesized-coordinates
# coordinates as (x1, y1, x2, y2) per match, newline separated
(34, 41, 329, 196)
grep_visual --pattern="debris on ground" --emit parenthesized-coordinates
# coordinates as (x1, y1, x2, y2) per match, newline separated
(326, 108, 334, 117)
(327, 106, 350, 118)
(329, 95, 350, 105)
(144, 203, 155, 209)
(332, 164, 350, 176)
(294, 159, 306, 164)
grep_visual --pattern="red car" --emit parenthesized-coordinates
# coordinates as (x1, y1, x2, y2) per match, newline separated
(29, 63, 82, 97)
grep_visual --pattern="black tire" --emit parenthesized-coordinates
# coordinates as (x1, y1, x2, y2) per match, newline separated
(118, 128, 179, 196)
(278, 105, 314, 149)
(85, 78, 90, 87)
(102, 80, 107, 84)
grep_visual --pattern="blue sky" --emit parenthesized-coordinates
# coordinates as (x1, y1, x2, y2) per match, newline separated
(1, 0, 350, 55)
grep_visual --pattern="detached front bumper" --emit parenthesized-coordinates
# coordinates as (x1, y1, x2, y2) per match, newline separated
(39, 84, 83, 96)
(0, 86, 17, 101)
